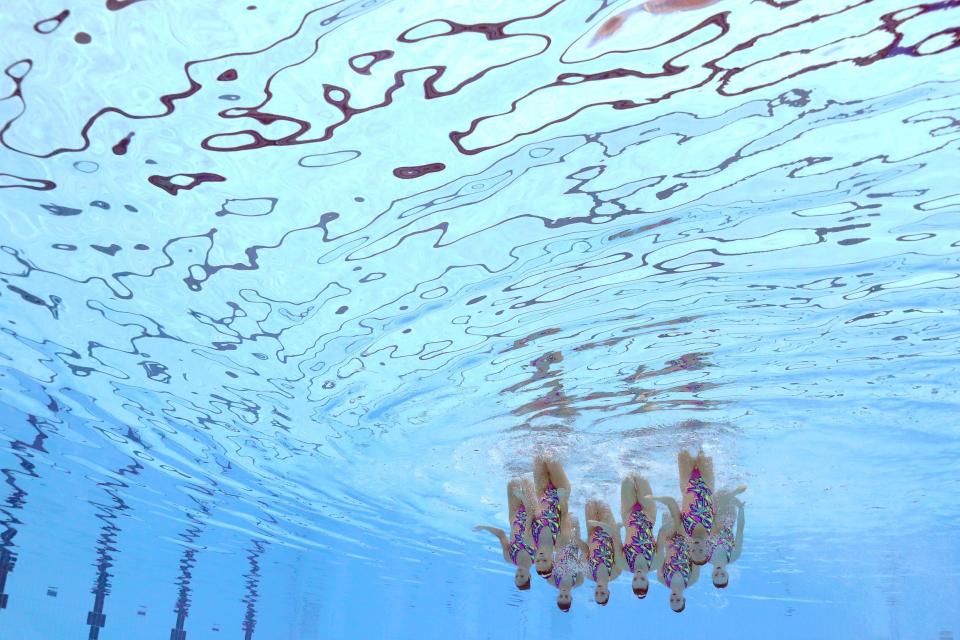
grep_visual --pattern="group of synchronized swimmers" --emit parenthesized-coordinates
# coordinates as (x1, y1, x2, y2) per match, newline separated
(475, 451, 746, 612)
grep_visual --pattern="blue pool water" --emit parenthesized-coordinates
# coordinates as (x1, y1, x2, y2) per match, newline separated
(2, 0, 960, 638)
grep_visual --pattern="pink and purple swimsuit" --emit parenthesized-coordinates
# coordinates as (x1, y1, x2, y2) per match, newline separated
(711, 513, 735, 564)
(531, 484, 561, 550)
(681, 468, 714, 536)
(588, 525, 615, 581)
(508, 503, 535, 565)
(661, 531, 692, 588)
(552, 542, 583, 588)
(623, 503, 656, 573)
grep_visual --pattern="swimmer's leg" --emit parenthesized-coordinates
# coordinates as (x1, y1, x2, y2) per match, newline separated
(695, 450, 715, 492)
(633, 475, 655, 520)
(620, 476, 639, 523)
(507, 477, 528, 519)
(533, 455, 550, 499)
(545, 458, 571, 494)
(678, 449, 696, 489)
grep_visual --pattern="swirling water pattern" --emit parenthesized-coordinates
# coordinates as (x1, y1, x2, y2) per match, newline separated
(1, 0, 960, 637)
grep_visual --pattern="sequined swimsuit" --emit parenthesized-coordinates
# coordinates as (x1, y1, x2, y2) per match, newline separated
(660, 532, 692, 588)
(552, 542, 583, 588)
(711, 513, 735, 564)
(508, 503, 534, 565)
(588, 525, 615, 581)
(623, 503, 656, 573)
(681, 468, 714, 536)
(531, 484, 561, 550)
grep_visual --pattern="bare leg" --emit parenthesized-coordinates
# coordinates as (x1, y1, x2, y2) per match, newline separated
(584, 499, 603, 527)
(695, 450, 715, 492)
(507, 478, 527, 519)
(545, 458, 572, 534)
(678, 449, 695, 491)
(533, 456, 550, 499)
(596, 503, 616, 527)
(620, 476, 639, 523)
(633, 475, 655, 520)
(545, 458, 571, 493)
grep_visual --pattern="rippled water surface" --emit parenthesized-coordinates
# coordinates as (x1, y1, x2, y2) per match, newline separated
(2, 0, 960, 638)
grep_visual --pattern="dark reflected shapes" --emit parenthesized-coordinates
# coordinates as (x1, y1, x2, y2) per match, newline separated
(90, 200, 110, 209)
(91, 244, 121, 256)
(112, 132, 134, 155)
(149, 172, 226, 196)
(348, 49, 394, 75)
(40, 203, 82, 216)
(393, 163, 445, 179)
(74, 32, 92, 44)
(0, 173, 56, 191)
(33, 10, 70, 34)
(216, 197, 277, 217)
(298, 150, 360, 168)
(105, 0, 148, 11)
(73, 161, 100, 173)
(217, 69, 238, 81)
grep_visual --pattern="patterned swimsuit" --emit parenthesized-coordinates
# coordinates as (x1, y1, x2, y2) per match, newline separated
(588, 525, 615, 581)
(508, 503, 534, 565)
(660, 532, 692, 588)
(552, 542, 583, 588)
(711, 513, 735, 564)
(622, 503, 656, 573)
(531, 484, 561, 550)
(681, 468, 714, 536)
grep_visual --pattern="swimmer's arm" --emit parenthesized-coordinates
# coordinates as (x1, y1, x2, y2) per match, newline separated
(474, 525, 510, 562)
(730, 499, 746, 563)
(649, 495, 682, 527)
(716, 484, 748, 508)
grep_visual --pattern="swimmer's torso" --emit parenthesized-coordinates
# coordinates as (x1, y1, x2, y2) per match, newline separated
(588, 525, 615, 581)
(660, 531, 692, 588)
(711, 511, 735, 564)
(552, 542, 584, 588)
(623, 503, 656, 573)
(532, 484, 561, 549)
(681, 468, 714, 536)
(508, 503, 535, 565)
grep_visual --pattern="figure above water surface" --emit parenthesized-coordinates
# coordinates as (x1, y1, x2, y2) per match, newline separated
(590, 0, 723, 46)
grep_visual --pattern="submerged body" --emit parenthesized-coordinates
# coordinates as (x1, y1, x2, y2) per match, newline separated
(619, 474, 658, 598)
(474, 477, 536, 589)
(654, 511, 700, 612)
(532, 456, 572, 578)
(550, 517, 589, 611)
(584, 499, 622, 605)
(655, 450, 717, 565)
(709, 487, 747, 588)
